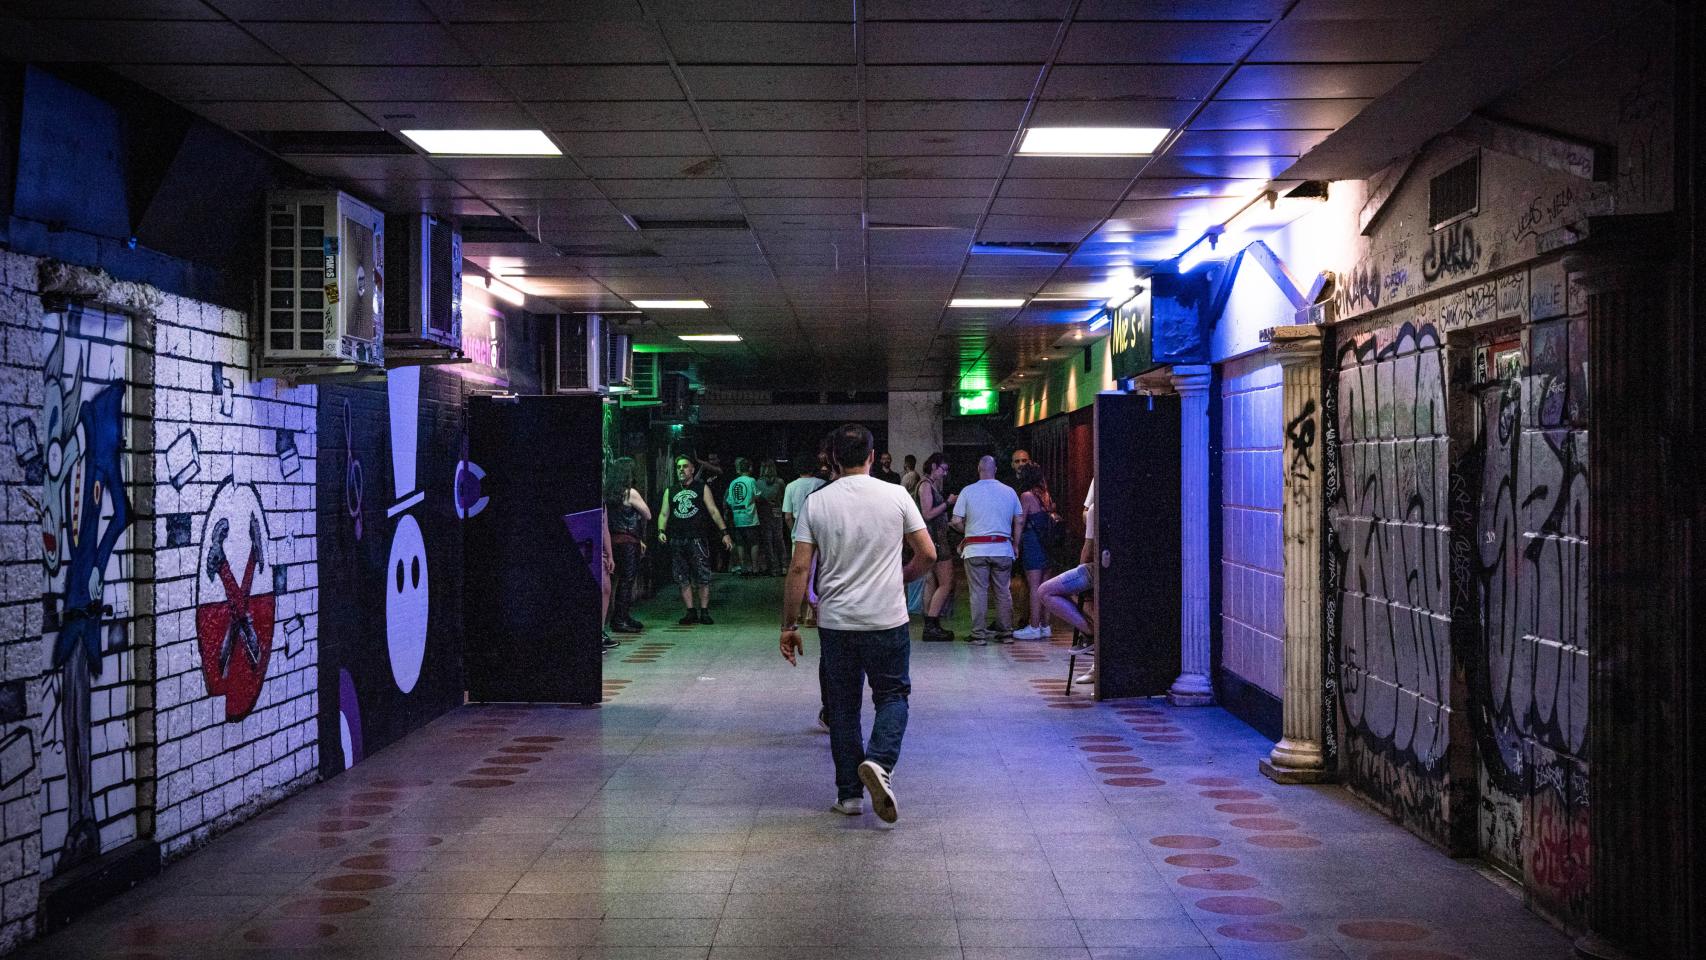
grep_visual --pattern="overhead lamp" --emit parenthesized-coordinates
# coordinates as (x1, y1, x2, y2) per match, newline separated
(480, 275, 527, 307)
(633, 299, 710, 309)
(677, 333, 742, 342)
(949, 298, 1026, 308)
(1018, 126, 1170, 156)
(1087, 312, 1112, 333)
(399, 129, 560, 156)
(1176, 225, 1228, 273)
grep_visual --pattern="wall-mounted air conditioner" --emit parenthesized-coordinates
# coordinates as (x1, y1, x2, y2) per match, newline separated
(603, 330, 632, 392)
(553, 313, 603, 394)
(263, 190, 385, 368)
(384, 213, 462, 352)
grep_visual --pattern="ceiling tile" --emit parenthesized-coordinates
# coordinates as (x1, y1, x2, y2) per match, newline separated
(868, 197, 985, 225)
(448, 20, 669, 64)
(661, 21, 853, 63)
(556, 130, 714, 157)
(1217, 63, 1416, 100)
(867, 131, 1014, 156)
(354, 100, 535, 127)
(1140, 154, 1296, 179)
(867, 66, 1042, 100)
(490, 196, 626, 218)
(577, 155, 727, 177)
(193, 100, 378, 131)
(742, 196, 863, 215)
(711, 131, 862, 156)
(649, 0, 851, 20)
(1025, 98, 1198, 128)
(462, 178, 606, 199)
(601, 179, 738, 198)
(31, 20, 282, 63)
(431, 0, 646, 19)
(866, 0, 1063, 17)
(867, 156, 1007, 179)
(1059, 20, 1266, 63)
(431, 156, 588, 178)
(1170, 129, 1329, 156)
(114, 65, 331, 101)
(867, 179, 995, 198)
(1043, 64, 1222, 99)
(723, 156, 863, 178)
(6, 0, 219, 17)
(735, 178, 862, 197)
(997, 178, 1131, 200)
(1005, 155, 1147, 179)
(679, 66, 859, 100)
(614, 197, 745, 218)
(286, 154, 447, 181)
(867, 100, 1027, 131)
(1123, 177, 1266, 199)
(491, 65, 683, 99)
(866, 22, 1059, 63)
(1252, 17, 1447, 62)
(1190, 97, 1370, 129)
(699, 100, 859, 130)
(988, 196, 1113, 218)
(245, 22, 472, 66)
(310, 66, 512, 101)
(529, 100, 700, 129)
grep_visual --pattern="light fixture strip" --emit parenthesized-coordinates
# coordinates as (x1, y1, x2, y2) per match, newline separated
(399, 129, 561, 157)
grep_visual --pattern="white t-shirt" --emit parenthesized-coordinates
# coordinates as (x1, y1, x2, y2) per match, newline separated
(792, 475, 926, 631)
(952, 478, 1023, 559)
(781, 475, 824, 521)
(1083, 480, 1097, 539)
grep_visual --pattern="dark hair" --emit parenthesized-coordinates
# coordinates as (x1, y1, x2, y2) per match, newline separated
(903, 454, 917, 468)
(829, 423, 873, 470)
(604, 456, 635, 505)
(736, 456, 752, 474)
(922, 452, 949, 476)
(1016, 462, 1046, 493)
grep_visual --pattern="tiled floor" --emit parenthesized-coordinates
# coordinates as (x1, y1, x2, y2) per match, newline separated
(21, 577, 1573, 960)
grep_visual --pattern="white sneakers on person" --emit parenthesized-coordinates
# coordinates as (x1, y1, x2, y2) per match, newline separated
(1013, 625, 1044, 641)
(831, 797, 863, 816)
(857, 760, 898, 823)
(1074, 671, 1096, 686)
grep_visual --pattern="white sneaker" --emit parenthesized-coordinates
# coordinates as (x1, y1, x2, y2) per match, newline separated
(858, 760, 898, 823)
(1013, 625, 1043, 641)
(969, 636, 989, 646)
(831, 797, 863, 816)
(1074, 672, 1095, 686)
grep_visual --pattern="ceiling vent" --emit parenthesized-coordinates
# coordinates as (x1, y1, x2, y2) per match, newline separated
(971, 240, 1075, 257)
(1428, 154, 1480, 229)
(630, 216, 750, 231)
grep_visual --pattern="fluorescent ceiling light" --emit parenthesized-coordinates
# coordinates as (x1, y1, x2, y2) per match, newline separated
(1018, 126, 1170, 156)
(633, 299, 710, 309)
(677, 333, 742, 342)
(949, 298, 1026, 308)
(467, 275, 526, 307)
(1087, 312, 1112, 333)
(399, 129, 560, 156)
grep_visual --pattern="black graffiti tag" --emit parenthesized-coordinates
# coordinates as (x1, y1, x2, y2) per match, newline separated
(1285, 398, 1317, 486)
(1422, 222, 1481, 282)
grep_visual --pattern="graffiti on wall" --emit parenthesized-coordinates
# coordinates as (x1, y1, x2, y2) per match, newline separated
(193, 479, 276, 720)
(1331, 322, 1453, 837)
(36, 308, 134, 875)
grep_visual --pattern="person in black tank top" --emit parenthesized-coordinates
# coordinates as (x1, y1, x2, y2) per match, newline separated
(658, 455, 732, 625)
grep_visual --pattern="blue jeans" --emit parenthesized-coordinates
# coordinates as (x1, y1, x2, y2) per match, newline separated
(819, 625, 912, 801)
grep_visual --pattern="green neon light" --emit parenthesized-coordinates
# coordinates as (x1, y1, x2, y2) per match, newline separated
(956, 390, 997, 415)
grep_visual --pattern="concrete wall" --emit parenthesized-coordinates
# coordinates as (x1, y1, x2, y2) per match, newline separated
(887, 390, 943, 463)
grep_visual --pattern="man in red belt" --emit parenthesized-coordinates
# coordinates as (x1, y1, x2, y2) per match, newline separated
(951, 455, 1024, 645)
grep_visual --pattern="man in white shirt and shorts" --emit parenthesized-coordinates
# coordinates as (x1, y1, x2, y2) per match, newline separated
(782, 424, 934, 823)
(952, 455, 1025, 645)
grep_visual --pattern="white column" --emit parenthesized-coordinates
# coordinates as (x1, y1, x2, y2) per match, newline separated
(1169, 365, 1215, 706)
(887, 390, 943, 464)
(1260, 326, 1332, 783)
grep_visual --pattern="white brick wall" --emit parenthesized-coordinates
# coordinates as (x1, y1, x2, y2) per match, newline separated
(1219, 353, 1285, 698)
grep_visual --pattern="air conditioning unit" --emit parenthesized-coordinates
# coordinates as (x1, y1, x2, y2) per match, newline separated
(629, 352, 661, 402)
(553, 313, 603, 393)
(384, 213, 462, 352)
(263, 190, 385, 368)
(602, 330, 632, 393)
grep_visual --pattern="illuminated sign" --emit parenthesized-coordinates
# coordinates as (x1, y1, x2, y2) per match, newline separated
(1109, 288, 1154, 380)
(956, 390, 997, 415)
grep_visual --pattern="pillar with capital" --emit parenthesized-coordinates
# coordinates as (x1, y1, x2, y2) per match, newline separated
(1260, 325, 1332, 783)
(1168, 364, 1215, 706)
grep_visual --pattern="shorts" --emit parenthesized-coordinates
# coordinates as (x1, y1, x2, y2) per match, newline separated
(670, 537, 713, 586)
(1019, 528, 1048, 572)
(733, 525, 760, 548)
(1042, 563, 1092, 596)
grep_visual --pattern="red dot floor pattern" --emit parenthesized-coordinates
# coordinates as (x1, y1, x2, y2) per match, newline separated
(13, 578, 1572, 960)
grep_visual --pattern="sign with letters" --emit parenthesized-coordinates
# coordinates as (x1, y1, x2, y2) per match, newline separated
(1109, 288, 1155, 380)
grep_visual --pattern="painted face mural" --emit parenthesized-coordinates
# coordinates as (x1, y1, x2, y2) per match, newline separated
(194, 479, 275, 719)
(386, 365, 429, 693)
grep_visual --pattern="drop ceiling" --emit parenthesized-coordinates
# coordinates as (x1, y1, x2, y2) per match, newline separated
(1, 0, 1508, 390)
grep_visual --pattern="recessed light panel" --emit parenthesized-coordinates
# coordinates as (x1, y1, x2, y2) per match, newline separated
(949, 298, 1027, 308)
(399, 129, 561, 156)
(678, 333, 742, 342)
(634, 299, 711, 309)
(1018, 127, 1170, 156)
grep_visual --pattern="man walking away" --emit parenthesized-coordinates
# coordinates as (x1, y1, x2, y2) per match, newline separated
(952, 455, 1024, 645)
(900, 454, 920, 493)
(782, 424, 934, 823)
(658, 455, 733, 625)
(725, 458, 761, 575)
